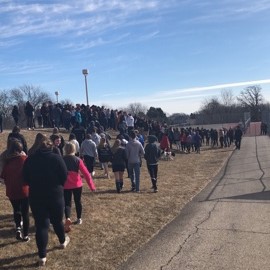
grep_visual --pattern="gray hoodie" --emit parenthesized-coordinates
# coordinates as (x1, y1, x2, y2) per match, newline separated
(125, 139, 145, 164)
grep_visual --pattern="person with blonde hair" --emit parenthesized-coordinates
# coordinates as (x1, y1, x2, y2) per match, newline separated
(63, 142, 96, 232)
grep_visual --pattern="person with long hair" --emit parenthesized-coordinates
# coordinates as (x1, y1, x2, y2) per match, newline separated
(63, 142, 96, 232)
(8, 126, 28, 154)
(111, 139, 127, 193)
(97, 137, 112, 178)
(28, 133, 47, 156)
(22, 138, 69, 267)
(1, 139, 30, 241)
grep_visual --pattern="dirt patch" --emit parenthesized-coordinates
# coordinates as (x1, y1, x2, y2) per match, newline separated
(0, 129, 232, 269)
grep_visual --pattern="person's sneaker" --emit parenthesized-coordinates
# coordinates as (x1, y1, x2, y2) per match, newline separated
(60, 235, 70, 249)
(91, 171, 95, 177)
(64, 218, 72, 233)
(154, 188, 158, 193)
(16, 228, 23, 240)
(74, 218, 82, 225)
(38, 257, 46, 267)
(22, 236, 30, 242)
(131, 187, 135, 192)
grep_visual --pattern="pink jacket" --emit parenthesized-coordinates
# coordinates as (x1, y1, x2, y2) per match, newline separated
(64, 158, 95, 191)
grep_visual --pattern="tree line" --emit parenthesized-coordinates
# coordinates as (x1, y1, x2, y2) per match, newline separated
(0, 84, 269, 126)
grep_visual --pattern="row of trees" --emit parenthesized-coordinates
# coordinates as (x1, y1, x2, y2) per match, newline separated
(197, 86, 268, 123)
(0, 84, 268, 125)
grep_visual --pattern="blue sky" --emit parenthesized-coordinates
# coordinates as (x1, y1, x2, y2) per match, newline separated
(0, 0, 270, 115)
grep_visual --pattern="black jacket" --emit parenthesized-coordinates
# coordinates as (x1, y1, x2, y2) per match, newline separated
(23, 148, 68, 201)
(144, 143, 161, 165)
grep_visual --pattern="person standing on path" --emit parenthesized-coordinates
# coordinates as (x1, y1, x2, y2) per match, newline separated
(125, 131, 145, 192)
(22, 137, 69, 267)
(235, 125, 243, 150)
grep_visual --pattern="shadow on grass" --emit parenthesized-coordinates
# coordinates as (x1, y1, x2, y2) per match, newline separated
(0, 246, 59, 269)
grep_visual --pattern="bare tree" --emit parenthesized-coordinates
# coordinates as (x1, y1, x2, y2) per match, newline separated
(125, 102, 148, 116)
(221, 89, 234, 106)
(10, 84, 52, 108)
(0, 89, 12, 117)
(237, 85, 263, 121)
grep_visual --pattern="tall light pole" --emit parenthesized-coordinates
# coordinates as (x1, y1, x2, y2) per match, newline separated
(55, 91, 59, 103)
(82, 69, 89, 106)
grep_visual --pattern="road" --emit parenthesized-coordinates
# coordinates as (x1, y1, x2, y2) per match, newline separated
(118, 134, 270, 270)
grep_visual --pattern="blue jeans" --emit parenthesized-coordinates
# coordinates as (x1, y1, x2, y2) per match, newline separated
(128, 162, 141, 191)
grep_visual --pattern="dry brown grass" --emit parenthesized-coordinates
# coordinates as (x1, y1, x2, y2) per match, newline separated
(0, 128, 232, 269)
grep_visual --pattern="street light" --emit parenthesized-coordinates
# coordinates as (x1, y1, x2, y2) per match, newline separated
(82, 69, 89, 106)
(55, 91, 59, 103)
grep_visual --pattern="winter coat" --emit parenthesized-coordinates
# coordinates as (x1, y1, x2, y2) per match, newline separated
(23, 148, 68, 201)
(1, 155, 29, 200)
(63, 155, 95, 190)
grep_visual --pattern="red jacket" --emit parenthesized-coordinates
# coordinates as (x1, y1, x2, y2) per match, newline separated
(1, 155, 29, 200)
(160, 134, 170, 151)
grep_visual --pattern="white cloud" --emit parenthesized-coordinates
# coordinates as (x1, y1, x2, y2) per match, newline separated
(156, 79, 270, 97)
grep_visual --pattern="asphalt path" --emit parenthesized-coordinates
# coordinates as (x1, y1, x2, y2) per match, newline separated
(118, 135, 270, 270)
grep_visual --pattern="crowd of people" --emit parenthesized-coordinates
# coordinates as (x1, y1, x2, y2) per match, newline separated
(0, 100, 248, 266)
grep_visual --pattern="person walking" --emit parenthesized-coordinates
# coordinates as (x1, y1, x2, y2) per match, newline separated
(97, 137, 112, 178)
(22, 137, 69, 267)
(1, 139, 30, 241)
(235, 125, 243, 150)
(68, 133, 80, 156)
(8, 126, 28, 154)
(111, 139, 127, 193)
(80, 134, 98, 176)
(144, 135, 161, 193)
(63, 142, 96, 233)
(125, 131, 145, 192)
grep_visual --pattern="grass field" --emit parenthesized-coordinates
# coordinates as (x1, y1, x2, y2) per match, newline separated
(0, 128, 233, 269)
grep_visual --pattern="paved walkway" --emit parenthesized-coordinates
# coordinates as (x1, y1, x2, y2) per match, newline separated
(119, 135, 270, 270)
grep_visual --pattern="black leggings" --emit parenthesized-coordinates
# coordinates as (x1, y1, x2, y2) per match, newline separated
(147, 164, 158, 179)
(10, 198, 29, 236)
(30, 197, 65, 258)
(84, 155, 95, 173)
(64, 187, 82, 219)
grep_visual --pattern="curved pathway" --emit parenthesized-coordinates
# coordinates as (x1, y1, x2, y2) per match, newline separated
(119, 135, 270, 270)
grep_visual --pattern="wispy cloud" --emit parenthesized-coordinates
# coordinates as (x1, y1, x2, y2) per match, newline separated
(0, 1, 164, 40)
(157, 79, 270, 97)
(61, 33, 130, 51)
(0, 60, 54, 75)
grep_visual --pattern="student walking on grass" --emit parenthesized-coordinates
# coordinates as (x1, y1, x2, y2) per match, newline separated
(0, 139, 30, 242)
(144, 135, 161, 193)
(63, 142, 96, 233)
(80, 134, 98, 176)
(97, 137, 112, 178)
(22, 137, 69, 267)
(125, 131, 145, 192)
(111, 139, 127, 193)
